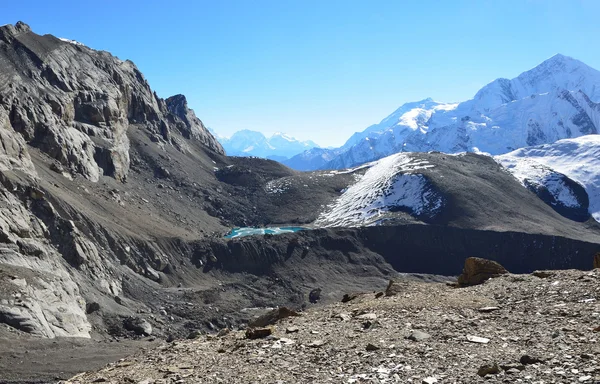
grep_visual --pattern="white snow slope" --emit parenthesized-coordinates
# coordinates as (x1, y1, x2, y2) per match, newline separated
(496, 135, 600, 222)
(315, 153, 443, 227)
(287, 54, 600, 171)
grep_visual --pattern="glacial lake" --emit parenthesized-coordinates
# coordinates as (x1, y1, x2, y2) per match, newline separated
(224, 226, 307, 239)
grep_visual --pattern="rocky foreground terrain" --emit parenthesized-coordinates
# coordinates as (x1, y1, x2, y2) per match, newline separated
(64, 261, 600, 384)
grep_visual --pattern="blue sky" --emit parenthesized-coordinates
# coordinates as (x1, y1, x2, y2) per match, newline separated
(3, 0, 600, 146)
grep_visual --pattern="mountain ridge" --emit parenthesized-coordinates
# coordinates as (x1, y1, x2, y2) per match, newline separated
(285, 54, 600, 171)
(218, 129, 320, 159)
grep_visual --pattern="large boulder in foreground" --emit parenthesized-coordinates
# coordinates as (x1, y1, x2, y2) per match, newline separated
(457, 257, 508, 286)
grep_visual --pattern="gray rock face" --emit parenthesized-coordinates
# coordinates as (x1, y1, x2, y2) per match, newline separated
(0, 21, 225, 339)
(0, 22, 223, 183)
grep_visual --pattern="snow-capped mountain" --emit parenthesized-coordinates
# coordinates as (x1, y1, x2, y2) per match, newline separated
(315, 153, 444, 227)
(496, 135, 600, 223)
(219, 130, 320, 160)
(286, 54, 600, 171)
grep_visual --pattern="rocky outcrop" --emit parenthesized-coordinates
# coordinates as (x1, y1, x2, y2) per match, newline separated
(0, 22, 223, 183)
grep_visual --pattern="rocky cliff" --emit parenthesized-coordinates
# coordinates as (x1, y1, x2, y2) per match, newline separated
(0, 21, 223, 183)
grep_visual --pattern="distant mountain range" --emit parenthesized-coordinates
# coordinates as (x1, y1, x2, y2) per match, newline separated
(285, 54, 600, 171)
(215, 129, 320, 161)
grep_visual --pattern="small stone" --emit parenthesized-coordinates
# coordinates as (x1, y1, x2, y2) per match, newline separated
(365, 343, 379, 351)
(217, 348, 226, 353)
(245, 327, 272, 339)
(334, 313, 351, 321)
(407, 330, 431, 341)
(506, 368, 521, 374)
(579, 376, 592, 382)
(478, 306, 500, 313)
(500, 363, 525, 371)
(356, 313, 377, 321)
(466, 334, 489, 344)
(92, 378, 107, 383)
(286, 326, 299, 333)
(520, 355, 544, 365)
(217, 328, 230, 337)
(477, 363, 500, 377)
(306, 339, 326, 348)
(422, 377, 438, 384)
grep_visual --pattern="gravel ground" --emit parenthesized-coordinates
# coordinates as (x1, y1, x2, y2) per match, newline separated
(64, 268, 600, 384)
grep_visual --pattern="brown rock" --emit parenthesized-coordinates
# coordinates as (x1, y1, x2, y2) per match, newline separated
(477, 363, 500, 377)
(248, 307, 300, 328)
(457, 257, 508, 286)
(594, 252, 600, 269)
(532, 270, 555, 278)
(245, 327, 272, 339)
(341, 293, 360, 303)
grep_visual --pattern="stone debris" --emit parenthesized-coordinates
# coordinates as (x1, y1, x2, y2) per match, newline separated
(63, 269, 600, 384)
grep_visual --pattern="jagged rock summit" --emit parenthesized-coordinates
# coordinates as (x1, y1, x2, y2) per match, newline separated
(0, 21, 223, 182)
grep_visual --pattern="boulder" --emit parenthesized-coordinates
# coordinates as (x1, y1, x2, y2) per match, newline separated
(248, 307, 300, 328)
(124, 317, 152, 336)
(309, 288, 321, 304)
(457, 257, 508, 286)
(385, 279, 405, 297)
(477, 363, 500, 377)
(245, 327, 272, 339)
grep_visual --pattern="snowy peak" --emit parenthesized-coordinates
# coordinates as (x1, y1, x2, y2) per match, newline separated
(473, 54, 600, 111)
(218, 129, 320, 159)
(286, 54, 600, 171)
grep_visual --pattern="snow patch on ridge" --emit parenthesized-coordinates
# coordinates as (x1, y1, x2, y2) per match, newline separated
(496, 157, 581, 208)
(315, 153, 443, 227)
(58, 37, 86, 47)
(496, 135, 600, 222)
